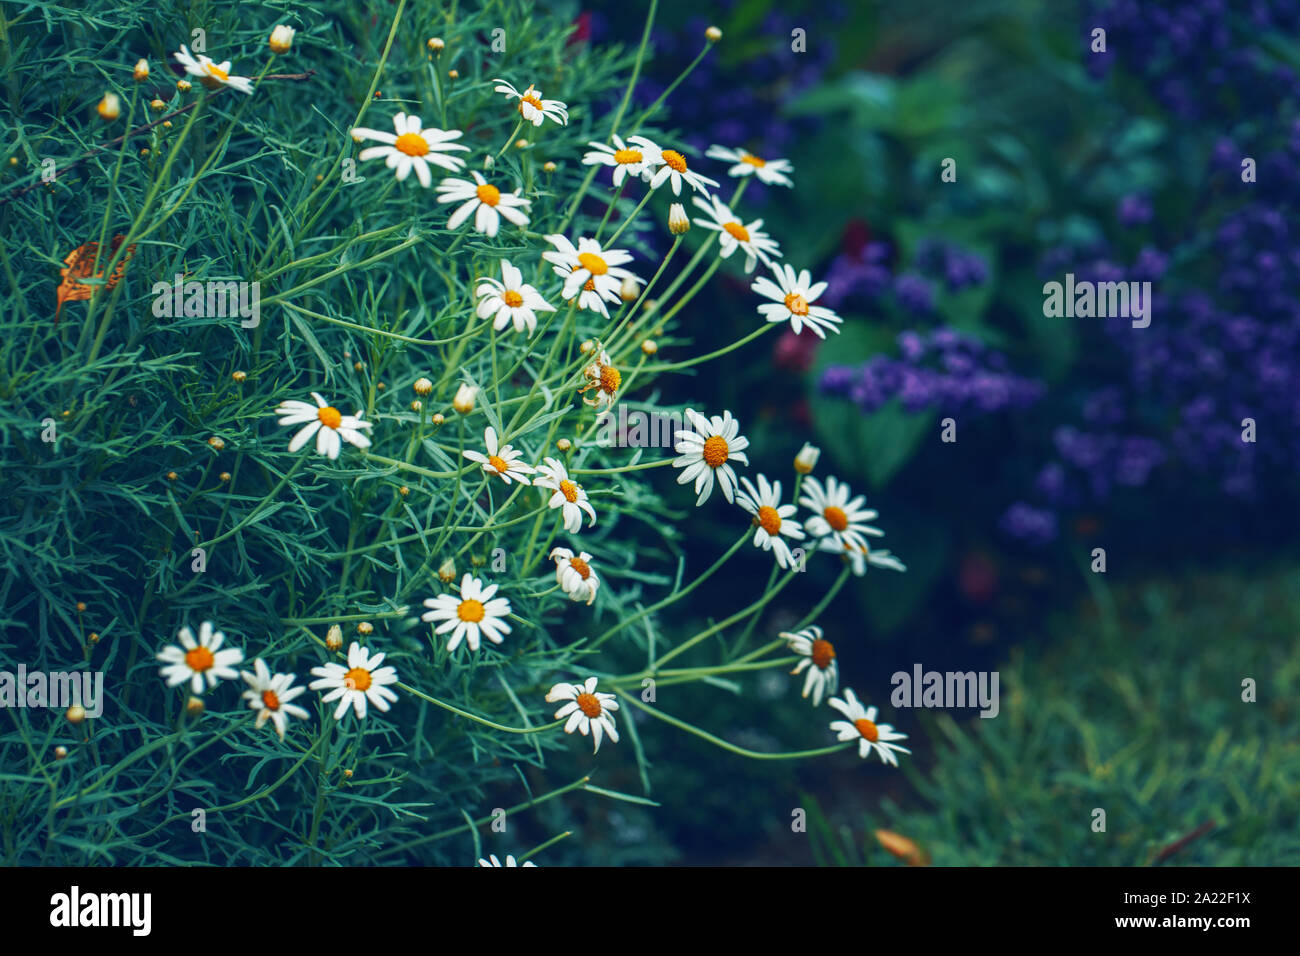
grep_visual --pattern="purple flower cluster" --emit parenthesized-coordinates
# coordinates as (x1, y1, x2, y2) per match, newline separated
(819, 328, 1045, 415)
(821, 238, 989, 315)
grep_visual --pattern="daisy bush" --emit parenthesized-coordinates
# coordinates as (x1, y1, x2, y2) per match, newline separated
(0, 0, 910, 866)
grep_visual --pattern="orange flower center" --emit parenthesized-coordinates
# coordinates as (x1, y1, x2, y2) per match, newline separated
(204, 62, 230, 82)
(741, 153, 767, 168)
(824, 506, 849, 531)
(568, 556, 591, 579)
(394, 132, 430, 157)
(343, 667, 372, 692)
(577, 252, 608, 275)
(487, 454, 510, 474)
(784, 293, 810, 316)
(600, 366, 621, 394)
(613, 148, 643, 165)
(810, 638, 836, 670)
(576, 692, 602, 717)
(261, 689, 281, 711)
(457, 599, 485, 623)
(756, 505, 781, 535)
(317, 406, 343, 429)
(855, 718, 879, 742)
(558, 479, 580, 503)
(476, 183, 501, 206)
(723, 221, 750, 242)
(661, 149, 688, 172)
(502, 289, 524, 307)
(519, 93, 543, 113)
(184, 646, 215, 672)
(583, 278, 596, 292)
(702, 435, 730, 468)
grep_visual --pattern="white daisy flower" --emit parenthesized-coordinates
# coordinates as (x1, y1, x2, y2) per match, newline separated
(828, 689, 911, 765)
(705, 144, 795, 187)
(735, 473, 805, 569)
(421, 574, 513, 653)
(582, 133, 654, 187)
(462, 426, 535, 485)
(781, 625, 838, 707)
(542, 235, 637, 317)
(751, 263, 843, 338)
(349, 113, 468, 187)
(578, 346, 621, 411)
(308, 642, 399, 721)
(550, 547, 599, 605)
(672, 408, 750, 506)
(492, 79, 568, 126)
(435, 171, 531, 237)
(546, 676, 619, 753)
(275, 392, 373, 460)
(799, 475, 884, 551)
(477, 854, 537, 867)
(690, 193, 782, 273)
(156, 621, 244, 694)
(533, 457, 597, 533)
(476, 260, 556, 335)
(240, 658, 310, 740)
(630, 136, 719, 196)
(174, 45, 254, 95)
(821, 538, 908, 576)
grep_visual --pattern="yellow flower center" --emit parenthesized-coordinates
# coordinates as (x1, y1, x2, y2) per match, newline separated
(577, 252, 608, 275)
(600, 366, 621, 394)
(476, 183, 501, 206)
(741, 153, 767, 168)
(811, 638, 836, 670)
(568, 556, 591, 579)
(204, 62, 230, 82)
(343, 667, 372, 692)
(519, 93, 543, 112)
(502, 289, 524, 307)
(261, 689, 281, 711)
(613, 148, 643, 165)
(457, 599, 485, 623)
(855, 718, 879, 742)
(184, 646, 214, 672)
(756, 505, 781, 535)
(487, 454, 510, 474)
(723, 221, 750, 242)
(824, 506, 849, 531)
(784, 293, 810, 316)
(394, 132, 430, 157)
(317, 406, 343, 430)
(558, 479, 580, 503)
(661, 149, 688, 172)
(702, 435, 730, 468)
(576, 692, 602, 717)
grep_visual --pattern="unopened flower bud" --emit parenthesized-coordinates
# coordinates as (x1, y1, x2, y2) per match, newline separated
(76, 602, 87, 613)
(269, 25, 296, 55)
(543, 161, 557, 172)
(410, 400, 422, 412)
(97, 93, 121, 121)
(557, 438, 572, 452)
(177, 80, 192, 92)
(432, 412, 445, 426)
(448, 69, 460, 80)
(453, 383, 477, 414)
(325, 625, 343, 651)
(438, 558, 456, 583)
(186, 696, 205, 715)
(54, 746, 68, 760)
(166, 471, 179, 482)
(413, 377, 433, 396)
(428, 37, 445, 52)
(150, 97, 166, 111)
(619, 276, 641, 301)
(88, 632, 100, 644)
(133, 59, 149, 82)
(232, 370, 246, 383)
(208, 436, 225, 451)
(218, 471, 231, 483)
(66, 705, 86, 724)
(641, 339, 658, 355)
(668, 202, 690, 235)
(357, 621, 374, 636)
(398, 485, 410, 497)
(794, 442, 821, 475)
(705, 25, 723, 42)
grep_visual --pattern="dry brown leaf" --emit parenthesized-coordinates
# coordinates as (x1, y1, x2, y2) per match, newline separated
(55, 234, 136, 326)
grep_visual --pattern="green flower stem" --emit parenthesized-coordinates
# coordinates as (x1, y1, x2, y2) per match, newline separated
(284, 609, 410, 625)
(652, 565, 798, 670)
(494, 118, 525, 160)
(603, 234, 682, 350)
(629, 37, 716, 130)
(259, 236, 420, 308)
(639, 322, 774, 374)
(611, 655, 798, 685)
(194, 453, 309, 551)
(593, 179, 627, 240)
(794, 564, 852, 630)
(519, 829, 572, 863)
(603, 186, 655, 247)
(571, 457, 674, 475)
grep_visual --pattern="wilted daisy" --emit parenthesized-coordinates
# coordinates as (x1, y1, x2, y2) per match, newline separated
(421, 573, 513, 653)
(476, 260, 556, 335)
(578, 346, 620, 411)
(691, 194, 781, 273)
(550, 546, 599, 605)
(582, 133, 654, 186)
(275, 392, 373, 459)
(705, 144, 795, 187)
(157, 621, 244, 694)
(174, 45, 254, 95)
(822, 539, 908, 576)
(630, 136, 719, 196)
(534, 457, 597, 533)
(493, 79, 568, 126)
(240, 659, 310, 739)
(735, 473, 805, 569)
(672, 408, 750, 506)
(462, 426, 535, 485)
(751, 263, 843, 338)
(828, 689, 910, 765)
(799, 475, 884, 550)
(478, 855, 537, 867)
(542, 235, 636, 317)
(349, 113, 468, 187)
(782, 626, 838, 707)
(435, 171, 530, 237)
(309, 642, 399, 721)
(546, 677, 619, 752)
